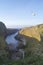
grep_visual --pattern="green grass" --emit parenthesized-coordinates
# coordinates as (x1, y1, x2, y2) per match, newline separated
(0, 54, 43, 65)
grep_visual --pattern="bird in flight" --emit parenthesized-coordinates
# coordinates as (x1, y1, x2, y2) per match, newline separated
(32, 11, 37, 16)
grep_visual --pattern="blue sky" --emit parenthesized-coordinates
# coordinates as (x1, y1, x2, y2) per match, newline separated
(0, 0, 43, 28)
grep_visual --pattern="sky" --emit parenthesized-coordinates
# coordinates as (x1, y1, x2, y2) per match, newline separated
(0, 0, 43, 28)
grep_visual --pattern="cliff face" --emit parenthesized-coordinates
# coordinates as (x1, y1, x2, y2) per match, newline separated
(0, 22, 7, 36)
(19, 26, 41, 41)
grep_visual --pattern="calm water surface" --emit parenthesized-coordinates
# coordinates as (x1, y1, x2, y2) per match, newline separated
(6, 32, 19, 48)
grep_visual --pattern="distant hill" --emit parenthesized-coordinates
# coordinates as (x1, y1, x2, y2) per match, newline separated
(7, 28, 19, 35)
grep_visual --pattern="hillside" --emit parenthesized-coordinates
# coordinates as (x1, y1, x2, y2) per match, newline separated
(0, 22, 7, 50)
(19, 26, 41, 41)
(0, 22, 8, 64)
(0, 22, 7, 36)
(7, 28, 19, 35)
(19, 24, 43, 41)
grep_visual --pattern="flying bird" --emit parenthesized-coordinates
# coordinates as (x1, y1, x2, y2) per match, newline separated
(32, 11, 37, 16)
